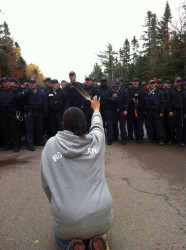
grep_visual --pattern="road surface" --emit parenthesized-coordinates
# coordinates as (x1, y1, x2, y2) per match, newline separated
(0, 141, 185, 250)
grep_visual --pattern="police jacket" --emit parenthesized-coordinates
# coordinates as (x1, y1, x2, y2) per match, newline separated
(143, 88, 166, 114)
(44, 86, 52, 93)
(47, 88, 64, 111)
(22, 86, 47, 111)
(0, 86, 21, 112)
(127, 87, 144, 111)
(96, 84, 115, 111)
(83, 85, 98, 109)
(65, 82, 84, 109)
(161, 88, 169, 113)
(166, 86, 186, 114)
(112, 86, 129, 113)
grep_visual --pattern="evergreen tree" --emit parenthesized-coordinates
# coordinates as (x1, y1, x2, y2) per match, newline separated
(130, 36, 140, 79)
(131, 36, 139, 65)
(158, 1, 172, 53)
(90, 63, 104, 81)
(119, 39, 131, 82)
(141, 11, 159, 79)
(0, 16, 26, 79)
(2, 21, 11, 39)
(97, 43, 117, 84)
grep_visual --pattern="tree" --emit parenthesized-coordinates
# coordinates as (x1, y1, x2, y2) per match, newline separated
(90, 63, 104, 81)
(0, 50, 9, 76)
(97, 43, 118, 84)
(26, 63, 44, 83)
(131, 36, 139, 65)
(119, 39, 131, 81)
(158, 1, 172, 53)
(2, 21, 10, 39)
(0, 20, 26, 79)
(141, 11, 159, 79)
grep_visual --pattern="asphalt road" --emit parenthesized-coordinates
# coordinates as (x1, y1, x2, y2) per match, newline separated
(0, 141, 185, 250)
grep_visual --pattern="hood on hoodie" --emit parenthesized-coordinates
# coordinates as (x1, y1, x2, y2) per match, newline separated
(54, 130, 93, 158)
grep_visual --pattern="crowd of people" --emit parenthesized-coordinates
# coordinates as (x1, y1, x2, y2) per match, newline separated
(0, 71, 185, 152)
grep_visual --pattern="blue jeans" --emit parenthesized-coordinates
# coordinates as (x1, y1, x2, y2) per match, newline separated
(55, 235, 72, 250)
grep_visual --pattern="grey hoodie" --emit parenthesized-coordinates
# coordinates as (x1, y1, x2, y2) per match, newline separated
(41, 112, 113, 240)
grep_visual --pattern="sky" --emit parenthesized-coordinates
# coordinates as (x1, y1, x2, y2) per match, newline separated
(0, 0, 184, 82)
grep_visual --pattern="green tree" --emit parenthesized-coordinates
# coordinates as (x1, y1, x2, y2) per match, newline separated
(131, 36, 139, 65)
(141, 11, 159, 79)
(0, 17, 26, 79)
(130, 36, 140, 79)
(90, 63, 104, 81)
(158, 1, 172, 53)
(97, 43, 117, 84)
(119, 39, 131, 82)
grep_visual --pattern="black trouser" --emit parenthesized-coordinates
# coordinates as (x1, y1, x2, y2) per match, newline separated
(183, 116, 186, 143)
(0, 116, 4, 147)
(0, 111, 20, 149)
(25, 110, 44, 147)
(48, 110, 63, 136)
(145, 110, 165, 140)
(127, 109, 144, 139)
(100, 109, 113, 141)
(112, 110, 127, 140)
(168, 111, 183, 142)
(163, 113, 170, 142)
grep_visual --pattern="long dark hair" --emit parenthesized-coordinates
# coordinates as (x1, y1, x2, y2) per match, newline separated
(62, 107, 87, 137)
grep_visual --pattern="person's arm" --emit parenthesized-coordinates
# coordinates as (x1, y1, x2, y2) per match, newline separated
(89, 96, 104, 135)
(91, 95, 100, 113)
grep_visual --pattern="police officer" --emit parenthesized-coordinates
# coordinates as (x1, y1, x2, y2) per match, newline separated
(127, 78, 144, 142)
(44, 77, 52, 93)
(111, 78, 129, 144)
(181, 81, 186, 144)
(65, 71, 84, 110)
(61, 80, 67, 91)
(22, 77, 47, 151)
(83, 76, 98, 132)
(166, 77, 185, 146)
(96, 76, 115, 145)
(161, 80, 171, 143)
(46, 79, 65, 136)
(0, 77, 20, 152)
(9, 77, 19, 87)
(144, 80, 166, 145)
(141, 81, 148, 92)
(156, 79, 163, 91)
(43, 77, 52, 138)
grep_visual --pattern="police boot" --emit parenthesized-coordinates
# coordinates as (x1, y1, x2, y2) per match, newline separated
(159, 139, 164, 146)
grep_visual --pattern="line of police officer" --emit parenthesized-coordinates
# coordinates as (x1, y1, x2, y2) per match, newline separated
(0, 72, 185, 152)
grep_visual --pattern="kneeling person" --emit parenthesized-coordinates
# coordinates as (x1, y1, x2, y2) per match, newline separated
(41, 96, 113, 250)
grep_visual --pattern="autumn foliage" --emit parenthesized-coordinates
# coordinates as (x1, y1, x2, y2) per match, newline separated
(0, 20, 44, 83)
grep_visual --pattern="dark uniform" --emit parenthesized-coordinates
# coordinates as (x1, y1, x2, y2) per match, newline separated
(0, 85, 3, 148)
(143, 81, 166, 145)
(83, 77, 98, 132)
(161, 80, 171, 142)
(46, 80, 65, 136)
(112, 82, 129, 144)
(0, 78, 20, 152)
(166, 78, 185, 146)
(43, 77, 52, 139)
(127, 85, 144, 142)
(65, 82, 84, 110)
(22, 78, 47, 150)
(182, 82, 186, 144)
(97, 77, 115, 145)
